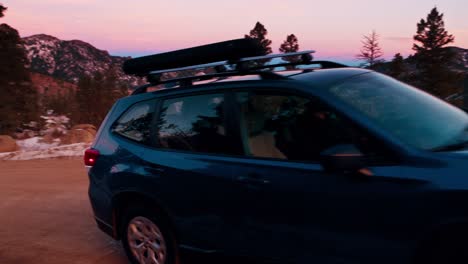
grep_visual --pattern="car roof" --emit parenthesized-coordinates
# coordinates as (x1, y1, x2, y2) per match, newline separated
(213, 67, 371, 87)
(288, 68, 371, 85)
(124, 67, 373, 104)
(221, 67, 365, 86)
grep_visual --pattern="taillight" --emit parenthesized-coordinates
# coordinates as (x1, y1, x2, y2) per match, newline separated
(84, 148, 100, 166)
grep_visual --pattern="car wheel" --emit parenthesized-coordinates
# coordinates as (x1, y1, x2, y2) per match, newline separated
(121, 206, 179, 264)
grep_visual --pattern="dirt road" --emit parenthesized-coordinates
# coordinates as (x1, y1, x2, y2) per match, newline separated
(0, 159, 264, 264)
(0, 159, 128, 264)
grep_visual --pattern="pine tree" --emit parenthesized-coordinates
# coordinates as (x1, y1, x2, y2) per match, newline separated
(43, 90, 77, 118)
(74, 68, 128, 126)
(0, 22, 39, 134)
(74, 74, 94, 125)
(279, 34, 300, 65)
(244, 22, 272, 55)
(412, 7, 458, 97)
(103, 67, 129, 100)
(356, 30, 384, 68)
(388, 53, 406, 79)
(0, 4, 6, 18)
(413, 7, 454, 55)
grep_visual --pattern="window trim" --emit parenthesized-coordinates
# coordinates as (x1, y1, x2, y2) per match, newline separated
(149, 99, 162, 148)
(125, 86, 399, 166)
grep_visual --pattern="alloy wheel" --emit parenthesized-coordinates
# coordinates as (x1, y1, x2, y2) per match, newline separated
(127, 216, 167, 264)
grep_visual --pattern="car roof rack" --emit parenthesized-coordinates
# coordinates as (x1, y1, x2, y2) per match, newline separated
(123, 38, 266, 76)
(123, 38, 348, 95)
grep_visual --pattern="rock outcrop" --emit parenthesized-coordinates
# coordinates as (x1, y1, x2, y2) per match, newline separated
(0, 135, 18, 153)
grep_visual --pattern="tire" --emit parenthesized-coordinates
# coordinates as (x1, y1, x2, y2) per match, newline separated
(121, 205, 179, 264)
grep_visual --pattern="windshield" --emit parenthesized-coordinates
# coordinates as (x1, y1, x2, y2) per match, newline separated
(326, 72, 468, 150)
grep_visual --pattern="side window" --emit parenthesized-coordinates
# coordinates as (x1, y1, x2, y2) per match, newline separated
(112, 100, 155, 144)
(156, 93, 235, 155)
(237, 92, 360, 162)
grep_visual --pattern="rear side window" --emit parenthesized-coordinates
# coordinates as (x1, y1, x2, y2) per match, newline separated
(156, 93, 235, 155)
(112, 100, 155, 144)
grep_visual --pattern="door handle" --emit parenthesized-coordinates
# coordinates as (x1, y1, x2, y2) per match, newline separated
(236, 174, 270, 185)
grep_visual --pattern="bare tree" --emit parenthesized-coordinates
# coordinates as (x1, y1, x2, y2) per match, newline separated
(356, 30, 384, 68)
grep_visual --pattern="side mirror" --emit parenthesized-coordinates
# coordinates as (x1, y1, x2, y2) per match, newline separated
(319, 144, 366, 174)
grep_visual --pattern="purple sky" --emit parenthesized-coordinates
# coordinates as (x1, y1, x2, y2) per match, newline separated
(2, 0, 467, 63)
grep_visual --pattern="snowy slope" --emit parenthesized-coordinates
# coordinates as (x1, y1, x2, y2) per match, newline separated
(23, 34, 143, 86)
(0, 138, 90, 161)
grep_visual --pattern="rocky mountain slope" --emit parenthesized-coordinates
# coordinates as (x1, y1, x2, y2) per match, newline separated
(379, 46, 468, 73)
(447, 46, 468, 71)
(22, 34, 143, 87)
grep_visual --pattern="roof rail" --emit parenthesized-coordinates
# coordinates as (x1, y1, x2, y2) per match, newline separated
(124, 39, 348, 95)
(131, 71, 289, 95)
(130, 59, 347, 96)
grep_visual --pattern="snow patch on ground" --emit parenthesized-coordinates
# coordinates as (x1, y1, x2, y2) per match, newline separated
(16, 137, 60, 151)
(0, 142, 90, 161)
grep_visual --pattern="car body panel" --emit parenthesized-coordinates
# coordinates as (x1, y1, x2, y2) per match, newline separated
(87, 68, 468, 264)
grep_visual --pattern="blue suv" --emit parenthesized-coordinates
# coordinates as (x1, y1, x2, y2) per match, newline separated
(86, 39, 468, 264)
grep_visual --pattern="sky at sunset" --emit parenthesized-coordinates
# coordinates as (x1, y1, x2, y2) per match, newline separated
(2, 0, 468, 64)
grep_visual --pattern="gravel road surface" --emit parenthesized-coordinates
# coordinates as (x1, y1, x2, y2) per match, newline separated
(0, 159, 265, 264)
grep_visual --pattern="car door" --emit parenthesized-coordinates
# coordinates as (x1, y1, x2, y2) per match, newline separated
(140, 92, 245, 252)
(229, 90, 418, 264)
